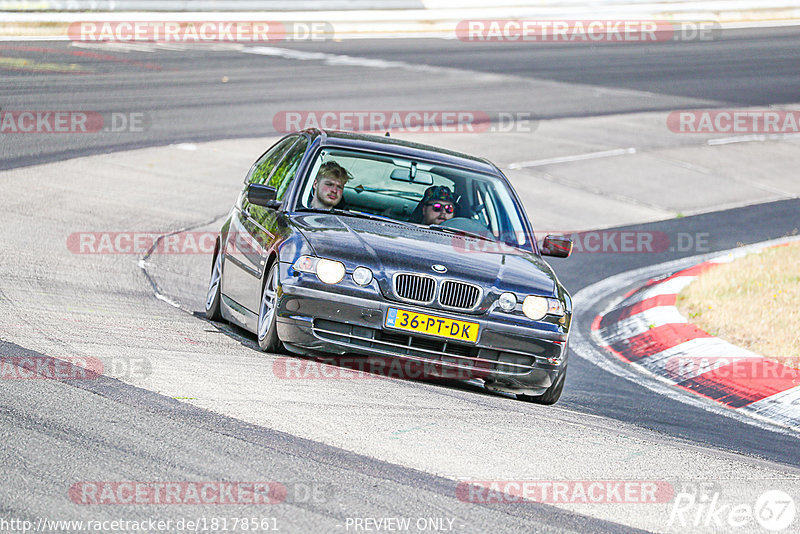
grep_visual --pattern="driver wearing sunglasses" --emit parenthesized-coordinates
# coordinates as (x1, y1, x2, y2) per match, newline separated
(415, 185, 457, 226)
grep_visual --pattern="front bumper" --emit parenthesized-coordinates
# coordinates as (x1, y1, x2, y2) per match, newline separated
(275, 264, 569, 394)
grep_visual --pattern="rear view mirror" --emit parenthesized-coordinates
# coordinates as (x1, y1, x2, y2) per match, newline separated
(247, 184, 281, 209)
(389, 168, 434, 185)
(541, 235, 573, 258)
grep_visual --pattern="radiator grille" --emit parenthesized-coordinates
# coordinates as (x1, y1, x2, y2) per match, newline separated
(439, 280, 481, 310)
(393, 273, 435, 304)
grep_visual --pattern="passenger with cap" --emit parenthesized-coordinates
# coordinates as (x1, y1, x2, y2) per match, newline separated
(413, 185, 457, 225)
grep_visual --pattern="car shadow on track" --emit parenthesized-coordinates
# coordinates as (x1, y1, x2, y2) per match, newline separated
(194, 310, 518, 402)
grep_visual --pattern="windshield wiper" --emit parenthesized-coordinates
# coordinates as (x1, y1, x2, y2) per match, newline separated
(294, 207, 416, 227)
(427, 224, 496, 242)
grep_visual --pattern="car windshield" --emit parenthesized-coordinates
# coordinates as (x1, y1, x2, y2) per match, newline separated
(296, 148, 531, 249)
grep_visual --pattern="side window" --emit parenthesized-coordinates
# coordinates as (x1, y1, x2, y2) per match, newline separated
(267, 136, 309, 201)
(476, 186, 500, 237)
(246, 136, 298, 185)
(244, 137, 309, 227)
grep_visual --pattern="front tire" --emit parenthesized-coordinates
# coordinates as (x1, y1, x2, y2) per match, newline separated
(517, 363, 567, 405)
(257, 263, 282, 353)
(205, 248, 223, 321)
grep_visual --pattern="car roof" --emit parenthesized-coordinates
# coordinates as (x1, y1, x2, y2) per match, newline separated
(303, 128, 502, 176)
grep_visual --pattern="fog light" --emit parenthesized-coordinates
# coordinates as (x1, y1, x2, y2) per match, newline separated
(497, 292, 517, 312)
(352, 266, 373, 286)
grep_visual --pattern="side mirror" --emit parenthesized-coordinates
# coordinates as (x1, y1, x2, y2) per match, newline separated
(247, 183, 281, 209)
(541, 235, 572, 258)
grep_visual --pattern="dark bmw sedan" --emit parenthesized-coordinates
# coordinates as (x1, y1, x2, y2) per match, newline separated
(205, 129, 573, 404)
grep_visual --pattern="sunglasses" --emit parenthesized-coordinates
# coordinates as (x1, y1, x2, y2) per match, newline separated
(427, 203, 454, 214)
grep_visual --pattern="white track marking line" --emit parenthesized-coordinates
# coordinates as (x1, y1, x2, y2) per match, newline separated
(507, 147, 637, 170)
(155, 293, 182, 308)
(708, 133, 800, 145)
(244, 45, 461, 73)
(173, 143, 198, 151)
(70, 41, 159, 53)
(241, 45, 652, 92)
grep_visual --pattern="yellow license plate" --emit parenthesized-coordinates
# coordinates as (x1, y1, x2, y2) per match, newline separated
(385, 307, 479, 343)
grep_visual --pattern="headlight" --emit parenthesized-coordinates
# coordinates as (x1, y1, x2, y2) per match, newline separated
(315, 258, 346, 284)
(497, 292, 517, 312)
(292, 255, 345, 285)
(352, 266, 373, 286)
(522, 296, 564, 320)
(522, 296, 549, 320)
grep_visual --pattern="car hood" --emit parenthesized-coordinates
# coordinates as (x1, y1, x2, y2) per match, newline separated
(292, 214, 557, 296)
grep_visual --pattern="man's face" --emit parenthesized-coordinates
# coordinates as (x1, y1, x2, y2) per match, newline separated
(314, 177, 345, 208)
(422, 201, 455, 225)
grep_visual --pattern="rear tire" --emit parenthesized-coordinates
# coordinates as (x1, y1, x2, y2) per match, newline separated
(257, 263, 282, 353)
(517, 363, 567, 405)
(205, 247, 223, 321)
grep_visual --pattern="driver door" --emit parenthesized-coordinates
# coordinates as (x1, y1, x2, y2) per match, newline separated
(223, 135, 308, 313)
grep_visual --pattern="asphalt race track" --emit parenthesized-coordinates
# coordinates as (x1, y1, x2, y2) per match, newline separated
(1, 27, 800, 533)
(3, 27, 800, 169)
